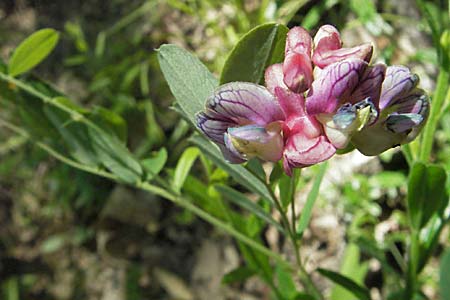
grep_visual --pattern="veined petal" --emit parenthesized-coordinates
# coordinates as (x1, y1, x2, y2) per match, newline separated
(313, 44, 373, 68)
(283, 135, 335, 175)
(274, 87, 322, 138)
(306, 59, 368, 115)
(206, 82, 284, 125)
(379, 66, 419, 110)
(220, 140, 246, 163)
(349, 63, 386, 118)
(313, 24, 372, 68)
(226, 122, 284, 162)
(196, 111, 234, 144)
(313, 25, 342, 53)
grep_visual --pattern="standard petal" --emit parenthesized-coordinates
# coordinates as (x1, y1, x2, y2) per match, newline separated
(313, 43, 373, 68)
(379, 66, 419, 110)
(306, 59, 368, 115)
(349, 63, 386, 117)
(206, 82, 284, 125)
(313, 24, 373, 68)
(196, 111, 234, 144)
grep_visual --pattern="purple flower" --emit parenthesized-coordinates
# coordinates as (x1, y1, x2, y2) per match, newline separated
(305, 59, 386, 149)
(196, 82, 285, 163)
(351, 66, 429, 155)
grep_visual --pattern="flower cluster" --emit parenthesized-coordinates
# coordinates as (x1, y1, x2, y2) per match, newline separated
(196, 25, 429, 175)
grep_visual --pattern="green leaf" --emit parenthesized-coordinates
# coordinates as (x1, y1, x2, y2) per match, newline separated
(220, 23, 288, 84)
(279, 175, 291, 209)
(141, 148, 167, 180)
(157, 44, 218, 125)
(296, 162, 328, 236)
(317, 268, 371, 300)
(222, 266, 256, 284)
(88, 126, 142, 184)
(276, 264, 298, 300)
(9, 28, 60, 76)
(441, 249, 450, 300)
(173, 147, 200, 193)
(44, 103, 98, 166)
(407, 162, 447, 229)
(89, 106, 128, 142)
(190, 135, 274, 204)
(330, 244, 369, 300)
(215, 184, 285, 234)
(369, 171, 406, 189)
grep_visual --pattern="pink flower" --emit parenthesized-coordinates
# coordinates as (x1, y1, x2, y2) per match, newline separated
(280, 25, 373, 94)
(265, 64, 335, 175)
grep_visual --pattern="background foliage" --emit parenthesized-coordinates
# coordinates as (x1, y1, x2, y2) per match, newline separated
(0, 0, 449, 300)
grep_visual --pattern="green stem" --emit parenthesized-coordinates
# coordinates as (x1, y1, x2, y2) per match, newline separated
(405, 229, 420, 299)
(269, 174, 323, 300)
(419, 62, 450, 162)
(401, 144, 413, 166)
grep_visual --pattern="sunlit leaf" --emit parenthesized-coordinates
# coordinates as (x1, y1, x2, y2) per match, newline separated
(88, 126, 142, 183)
(220, 23, 288, 84)
(297, 162, 328, 236)
(173, 147, 200, 193)
(158, 44, 218, 126)
(318, 268, 371, 300)
(9, 28, 60, 76)
(407, 162, 447, 229)
(141, 148, 167, 180)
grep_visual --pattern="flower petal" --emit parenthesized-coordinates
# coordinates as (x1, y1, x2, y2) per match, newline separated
(226, 122, 284, 162)
(283, 134, 335, 175)
(206, 82, 284, 125)
(349, 63, 386, 118)
(220, 140, 246, 163)
(313, 44, 373, 69)
(379, 66, 419, 110)
(282, 52, 313, 93)
(306, 59, 368, 115)
(313, 25, 342, 53)
(274, 87, 322, 137)
(286, 26, 313, 57)
(313, 25, 372, 68)
(265, 63, 286, 95)
(385, 113, 424, 133)
(318, 99, 376, 149)
(196, 111, 234, 145)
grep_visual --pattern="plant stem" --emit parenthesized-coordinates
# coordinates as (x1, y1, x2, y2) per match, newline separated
(268, 175, 324, 300)
(405, 229, 420, 299)
(419, 67, 450, 162)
